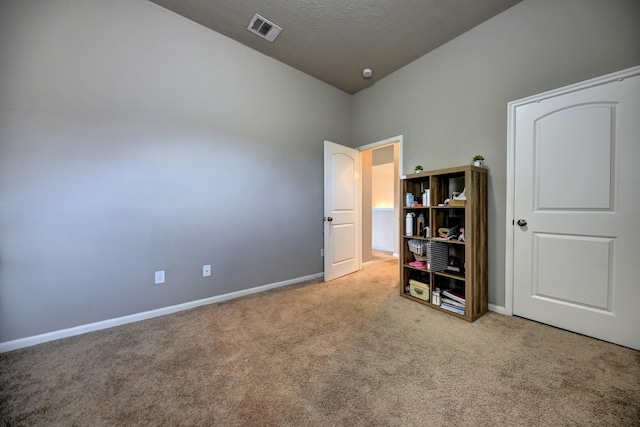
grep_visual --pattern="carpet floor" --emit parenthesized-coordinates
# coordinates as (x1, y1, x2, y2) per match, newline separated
(1, 257, 639, 426)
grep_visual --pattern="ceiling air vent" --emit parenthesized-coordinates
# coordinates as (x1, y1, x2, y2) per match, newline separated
(247, 14, 282, 42)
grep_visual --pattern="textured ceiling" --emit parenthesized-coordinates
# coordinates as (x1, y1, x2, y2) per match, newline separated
(148, 0, 523, 94)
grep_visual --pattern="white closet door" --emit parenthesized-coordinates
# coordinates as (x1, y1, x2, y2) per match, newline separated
(512, 71, 640, 350)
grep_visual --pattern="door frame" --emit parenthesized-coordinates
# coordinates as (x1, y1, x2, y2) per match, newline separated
(504, 65, 640, 316)
(357, 135, 404, 259)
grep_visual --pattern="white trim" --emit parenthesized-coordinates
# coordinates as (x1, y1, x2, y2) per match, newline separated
(508, 67, 640, 108)
(488, 304, 506, 315)
(0, 272, 323, 353)
(372, 245, 395, 252)
(505, 90, 517, 316)
(504, 65, 640, 317)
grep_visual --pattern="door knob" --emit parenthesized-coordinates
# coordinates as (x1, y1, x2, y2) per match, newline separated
(517, 219, 527, 226)
(325, 217, 333, 222)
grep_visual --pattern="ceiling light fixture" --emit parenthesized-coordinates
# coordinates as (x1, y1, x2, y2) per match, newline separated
(362, 68, 373, 79)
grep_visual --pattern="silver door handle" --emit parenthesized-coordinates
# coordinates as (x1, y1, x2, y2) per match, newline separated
(517, 219, 527, 226)
(324, 217, 333, 222)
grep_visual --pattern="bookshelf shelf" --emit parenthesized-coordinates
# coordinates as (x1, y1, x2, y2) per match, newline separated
(399, 165, 488, 322)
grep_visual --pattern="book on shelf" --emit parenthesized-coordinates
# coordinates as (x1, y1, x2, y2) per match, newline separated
(440, 303, 465, 315)
(442, 289, 465, 304)
(441, 297, 465, 308)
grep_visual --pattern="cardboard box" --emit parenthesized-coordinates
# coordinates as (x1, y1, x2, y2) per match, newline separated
(409, 279, 430, 301)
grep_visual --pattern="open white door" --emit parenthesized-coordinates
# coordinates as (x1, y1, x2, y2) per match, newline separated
(508, 67, 640, 350)
(324, 140, 361, 281)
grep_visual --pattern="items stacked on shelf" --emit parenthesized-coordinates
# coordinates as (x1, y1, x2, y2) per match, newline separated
(399, 165, 488, 322)
(441, 289, 466, 315)
(407, 239, 448, 272)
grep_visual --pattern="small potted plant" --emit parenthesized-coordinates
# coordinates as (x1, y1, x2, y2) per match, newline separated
(414, 165, 423, 173)
(472, 155, 484, 167)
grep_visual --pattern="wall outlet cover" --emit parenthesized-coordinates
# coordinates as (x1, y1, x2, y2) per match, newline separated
(155, 270, 165, 284)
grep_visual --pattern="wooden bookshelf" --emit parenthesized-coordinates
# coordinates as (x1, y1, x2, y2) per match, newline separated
(399, 165, 488, 321)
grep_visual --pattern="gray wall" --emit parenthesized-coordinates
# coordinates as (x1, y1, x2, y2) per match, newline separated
(351, 0, 640, 308)
(2, 0, 639, 343)
(0, 0, 351, 342)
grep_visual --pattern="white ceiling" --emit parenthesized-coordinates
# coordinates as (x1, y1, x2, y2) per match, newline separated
(148, 0, 523, 94)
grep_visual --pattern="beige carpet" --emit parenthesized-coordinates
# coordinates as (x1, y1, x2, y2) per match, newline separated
(1, 257, 639, 426)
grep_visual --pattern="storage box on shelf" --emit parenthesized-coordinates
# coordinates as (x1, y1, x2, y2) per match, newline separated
(399, 165, 488, 322)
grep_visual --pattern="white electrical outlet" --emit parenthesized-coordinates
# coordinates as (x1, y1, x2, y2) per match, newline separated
(203, 265, 211, 277)
(155, 270, 165, 285)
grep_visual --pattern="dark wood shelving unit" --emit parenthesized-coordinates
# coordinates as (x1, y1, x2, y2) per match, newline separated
(399, 165, 488, 322)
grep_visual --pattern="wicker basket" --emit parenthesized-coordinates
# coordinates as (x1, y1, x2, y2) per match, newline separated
(407, 239, 428, 261)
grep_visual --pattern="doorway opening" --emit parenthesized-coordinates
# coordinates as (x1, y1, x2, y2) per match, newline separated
(358, 135, 403, 264)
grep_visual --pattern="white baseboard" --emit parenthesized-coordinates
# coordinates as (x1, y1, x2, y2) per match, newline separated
(0, 272, 323, 353)
(364, 249, 399, 266)
(488, 304, 506, 315)
(372, 245, 394, 252)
